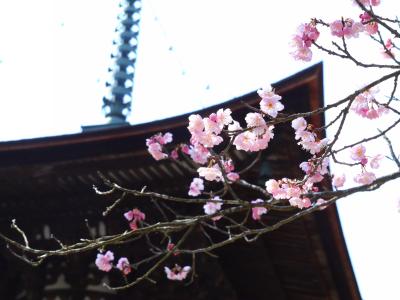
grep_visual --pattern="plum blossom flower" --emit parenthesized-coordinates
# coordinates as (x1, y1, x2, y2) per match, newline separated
(167, 243, 180, 256)
(354, 171, 376, 185)
(332, 174, 346, 188)
(350, 144, 366, 161)
(382, 39, 395, 59)
(266, 179, 281, 196)
(164, 265, 191, 281)
(351, 87, 389, 119)
(188, 143, 210, 165)
(188, 178, 204, 197)
(251, 199, 268, 220)
(330, 18, 364, 39)
(291, 117, 307, 132)
(257, 85, 284, 118)
(116, 257, 132, 275)
(289, 197, 312, 209)
(203, 196, 223, 219)
(290, 23, 320, 61)
(124, 208, 145, 231)
(233, 113, 274, 152)
(198, 165, 223, 182)
(95, 251, 114, 272)
(146, 132, 173, 161)
(227, 172, 240, 182)
(360, 12, 378, 35)
(188, 114, 204, 134)
(370, 154, 383, 169)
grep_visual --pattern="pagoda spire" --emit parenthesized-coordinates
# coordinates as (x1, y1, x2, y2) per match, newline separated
(103, 0, 142, 124)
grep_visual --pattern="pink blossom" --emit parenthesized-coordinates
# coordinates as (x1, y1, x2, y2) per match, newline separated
(360, 12, 378, 35)
(167, 243, 180, 256)
(146, 132, 173, 161)
(198, 165, 222, 182)
(233, 122, 274, 152)
(332, 174, 346, 188)
(228, 120, 242, 132)
(124, 208, 145, 231)
(350, 144, 366, 161)
(95, 251, 114, 272)
(188, 178, 204, 197)
(170, 149, 179, 160)
(300, 138, 329, 155)
(354, 171, 376, 185)
(299, 161, 313, 175)
(116, 257, 132, 275)
(204, 115, 222, 135)
(370, 154, 383, 169)
(260, 98, 284, 118)
(290, 23, 319, 61)
(216, 108, 233, 126)
(227, 172, 240, 182)
(289, 197, 312, 209)
(181, 144, 190, 154)
(251, 199, 268, 220)
(188, 143, 210, 165)
(245, 112, 266, 133)
(330, 19, 364, 39)
(258, 85, 284, 118)
(164, 265, 191, 281)
(292, 117, 307, 132)
(147, 142, 168, 161)
(266, 179, 281, 196)
(382, 39, 395, 59)
(203, 196, 222, 215)
(124, 208, 145, 222)
(351, 88, 388, 119)
(188, 114, 204, 134)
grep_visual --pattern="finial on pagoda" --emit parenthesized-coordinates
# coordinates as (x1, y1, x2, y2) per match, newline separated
(103, 0, 142, 124)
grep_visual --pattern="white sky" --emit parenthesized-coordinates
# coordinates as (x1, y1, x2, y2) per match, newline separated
(0, 1, 399, 299)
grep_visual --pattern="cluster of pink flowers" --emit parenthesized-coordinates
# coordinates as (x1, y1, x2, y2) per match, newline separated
(266, 178, 312, 209)
(359, 12, 378, 35)
(330, 18, 364, 39)
(164, 264, 191, 281)
(350, 144, 383, 185)
(251, 199, 267, 220)
(257, 85, 284, 118)
(351, 87, 389, 119)
(299, 157, 330, 184)
(146, 132, 173, 161)
(292, 117, 329, 154)
(124, 208, 145, 231)
(290, 23, 320, 61)
(187, 143, 210, 165)
(233, 113, 275, 152)
(196, 159, 239, 183)
(188, 178, 204, 196)
(95, 251, 132, 275)
(188, 109, 233, 148)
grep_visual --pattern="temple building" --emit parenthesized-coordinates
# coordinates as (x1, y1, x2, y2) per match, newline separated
(0, 1, 360, 299)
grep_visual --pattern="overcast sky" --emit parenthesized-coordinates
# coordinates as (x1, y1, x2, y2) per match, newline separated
(0, 1, 399, 299)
